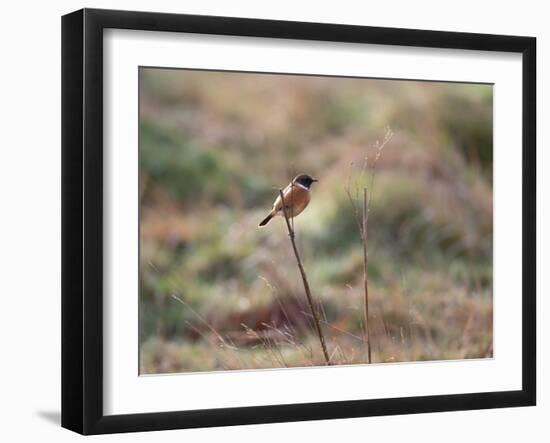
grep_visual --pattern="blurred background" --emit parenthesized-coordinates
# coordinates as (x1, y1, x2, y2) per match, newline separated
(139, 68, 493, 374)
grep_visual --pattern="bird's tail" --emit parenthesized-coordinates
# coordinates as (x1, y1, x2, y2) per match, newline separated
(258, 212, 274, 227)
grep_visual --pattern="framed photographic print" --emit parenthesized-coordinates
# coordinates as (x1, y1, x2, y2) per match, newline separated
(61, 8, 536, 435)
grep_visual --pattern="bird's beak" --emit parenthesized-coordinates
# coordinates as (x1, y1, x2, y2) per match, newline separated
(312, 178, 319, 182)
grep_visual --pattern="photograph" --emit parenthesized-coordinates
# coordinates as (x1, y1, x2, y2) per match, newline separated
(138, 68, 493, 374)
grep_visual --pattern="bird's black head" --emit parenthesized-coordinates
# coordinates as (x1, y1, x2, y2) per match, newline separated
(293, 173, 318, 189)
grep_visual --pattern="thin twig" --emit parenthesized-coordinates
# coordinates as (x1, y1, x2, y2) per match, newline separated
(278, 189, 331, 365)
(344, 129, 393, 364)
(363, 188, 372, 364)
(300, 311, 366, 342)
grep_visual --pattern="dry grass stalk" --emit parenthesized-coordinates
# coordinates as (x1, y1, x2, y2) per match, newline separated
(345, 128, 393, 364)
(278, 188, 331, 365)
(362, 187, 372, 363)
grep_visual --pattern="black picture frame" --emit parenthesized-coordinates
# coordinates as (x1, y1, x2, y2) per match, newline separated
(61, 8, 536, 435)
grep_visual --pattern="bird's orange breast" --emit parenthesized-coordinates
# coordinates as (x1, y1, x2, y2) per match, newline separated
(273, 184, 310, 218)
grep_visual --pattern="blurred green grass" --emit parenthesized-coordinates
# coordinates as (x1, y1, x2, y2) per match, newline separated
(139, 68, 493, 373)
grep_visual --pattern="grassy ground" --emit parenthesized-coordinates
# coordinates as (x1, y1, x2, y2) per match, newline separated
(139, 68, 493, 374)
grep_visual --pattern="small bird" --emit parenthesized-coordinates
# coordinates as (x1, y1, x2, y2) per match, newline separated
(258, 173, 318, 227)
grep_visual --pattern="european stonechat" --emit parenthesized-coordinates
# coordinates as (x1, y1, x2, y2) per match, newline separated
(258, 173, 318, 227)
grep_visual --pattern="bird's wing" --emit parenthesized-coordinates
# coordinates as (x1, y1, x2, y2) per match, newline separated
(272, 182, 293, 212)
